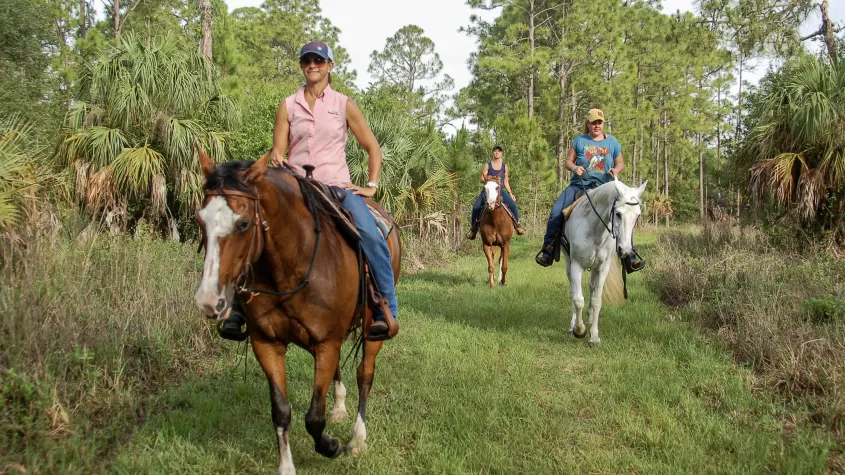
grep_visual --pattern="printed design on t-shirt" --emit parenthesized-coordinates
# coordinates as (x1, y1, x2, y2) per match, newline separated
(584, 145, 610, 173)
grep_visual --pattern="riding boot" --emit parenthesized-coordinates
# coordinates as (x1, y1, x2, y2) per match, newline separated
(218, 296, 248, 341)
(515, 221, 526, 235)
(622, 254, 646, 273)
(465, 221, 479, 240)
(534, 243, 555, 267)
(369, 318, 391, 339)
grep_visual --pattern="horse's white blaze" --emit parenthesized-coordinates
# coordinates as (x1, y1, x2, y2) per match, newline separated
(276, 426, 296, 475)
(484, 181, 499, 209)
(194, 196, 239, 314)
(330, 381, 347, 421)
(347, 413, 367, 454)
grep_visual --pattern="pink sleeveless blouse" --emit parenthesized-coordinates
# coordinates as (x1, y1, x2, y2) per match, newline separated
(284, 85, 351, 186)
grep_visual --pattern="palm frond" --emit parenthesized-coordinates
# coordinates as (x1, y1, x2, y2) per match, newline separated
(110, 145, 165, 196)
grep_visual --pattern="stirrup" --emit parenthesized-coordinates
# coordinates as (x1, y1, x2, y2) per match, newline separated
(465, 228, 478, 240)
(217, 311, 248, 341)
(535, 246, 554, 267)
(367, 320, 391, 341)
(623, 254, 646, 273)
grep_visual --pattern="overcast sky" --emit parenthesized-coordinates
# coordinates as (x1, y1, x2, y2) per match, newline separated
(226, 0, 844, 93)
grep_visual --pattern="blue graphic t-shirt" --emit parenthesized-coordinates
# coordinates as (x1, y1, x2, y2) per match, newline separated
(570, 134, 621, 188)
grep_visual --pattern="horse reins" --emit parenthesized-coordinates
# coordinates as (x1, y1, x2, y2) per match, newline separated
(203, 188, 322, 298)
(580, 185, 643, 299)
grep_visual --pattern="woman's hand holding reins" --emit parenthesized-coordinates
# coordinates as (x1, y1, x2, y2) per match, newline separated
(269, 151, 286, 167)
(343, 182, 377, 198)
(573, 166, 586, 176)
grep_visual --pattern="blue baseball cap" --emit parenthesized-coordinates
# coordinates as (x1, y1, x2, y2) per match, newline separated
(300, 41, 333, 62)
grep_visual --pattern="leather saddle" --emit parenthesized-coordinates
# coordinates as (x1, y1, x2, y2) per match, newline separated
(295, 165, 398, 341)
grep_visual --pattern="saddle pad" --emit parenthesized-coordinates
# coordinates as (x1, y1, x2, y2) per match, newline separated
(367, 202, 393, 239)
(562, 195, 584, 219)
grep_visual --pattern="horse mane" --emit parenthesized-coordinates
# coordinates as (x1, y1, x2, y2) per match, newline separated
(203, 161, 335, 221)
(570, 181, 616, 217)
(203, 160, 255, 193)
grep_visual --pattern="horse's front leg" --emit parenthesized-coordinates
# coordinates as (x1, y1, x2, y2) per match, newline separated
(348, 340, 384, 455)
(306, 342, 343, 458)
(252, 339, 295, 475)
(568, 260, 587, 339)
(587, 260, 612, 346)
(330, 365, 347, 422)
(499, 242, 510, 286)
(483, 244, 495, 289)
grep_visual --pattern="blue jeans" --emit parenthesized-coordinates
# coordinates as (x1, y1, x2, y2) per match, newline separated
(341, 194, 398, 319)
(470, 189, 520, 226)
(541, 184, 593, 251)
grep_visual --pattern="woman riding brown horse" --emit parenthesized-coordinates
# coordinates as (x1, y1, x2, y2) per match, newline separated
(193, 149, 401, 473)
(478, 177, 513, 288)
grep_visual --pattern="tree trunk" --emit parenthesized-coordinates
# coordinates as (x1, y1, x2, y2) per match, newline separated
(556, 61, 568, 189)
(528, 0, 535, 119)
(820, 0, 839, 63)
(113, 0, 120, 44)
(699, 132, 705, 220)
(555, 0, 568, 189)
(663, 110, 669, 199)
(80, 0, 87, 38)
(734, 50, 743, 146)
(199, 0, 213, 60)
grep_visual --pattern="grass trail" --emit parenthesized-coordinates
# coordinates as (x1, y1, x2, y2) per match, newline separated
(109, 237, 835, 474)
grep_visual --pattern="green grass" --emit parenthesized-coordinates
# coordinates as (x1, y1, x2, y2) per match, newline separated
(106, 237, 835, 474)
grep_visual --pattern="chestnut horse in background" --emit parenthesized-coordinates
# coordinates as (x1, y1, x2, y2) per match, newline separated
(193, 149, 400, 474)
(478, 178, 513, 288)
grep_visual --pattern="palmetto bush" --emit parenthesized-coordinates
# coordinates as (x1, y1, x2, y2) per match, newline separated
(346, 108, 453, 240)
(57, 33, 238, 235)
(0, 116, 65, 249)
(738, 56, 845, 241)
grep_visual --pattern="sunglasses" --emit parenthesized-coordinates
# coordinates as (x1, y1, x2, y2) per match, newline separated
(300, 55, 328, 67)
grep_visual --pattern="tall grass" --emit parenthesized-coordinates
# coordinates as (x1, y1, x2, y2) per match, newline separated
(0, 232, 226, 472)
(649, 222, 845, 450)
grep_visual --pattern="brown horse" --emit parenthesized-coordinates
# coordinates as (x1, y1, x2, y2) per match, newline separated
(193, 150, 400, 474)
(478, 178, 513, 288)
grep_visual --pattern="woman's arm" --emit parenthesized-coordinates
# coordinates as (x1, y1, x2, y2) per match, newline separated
(345, 99, 382, 197)
(269, 100, 289, 167)
(609, 154, 624, 178)
(480, 163, 489, 183)
(565, 146, 585, 176)
(504, 166, 515, 201)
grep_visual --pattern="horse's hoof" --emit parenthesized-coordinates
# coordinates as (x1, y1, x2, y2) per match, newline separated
(328, 437, 343, 458)
(589, 338, 601, 346)
(572, 325, 587, 339)
(330, 408, 347, 422)
(346, 442, 367, 456)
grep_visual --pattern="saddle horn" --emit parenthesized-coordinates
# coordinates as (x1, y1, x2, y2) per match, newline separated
(303, 164, 315, 179)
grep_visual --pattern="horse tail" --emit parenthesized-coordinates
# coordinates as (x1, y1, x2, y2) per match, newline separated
(602, 258, 626, 306)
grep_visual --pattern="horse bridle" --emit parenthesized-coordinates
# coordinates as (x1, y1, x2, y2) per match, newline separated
(582, 188, 640, 241)
(484, 181, 503, 210)
(202, 189, 322, 298)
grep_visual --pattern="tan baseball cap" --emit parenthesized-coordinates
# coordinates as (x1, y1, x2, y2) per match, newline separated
(587, 109, 605, 122)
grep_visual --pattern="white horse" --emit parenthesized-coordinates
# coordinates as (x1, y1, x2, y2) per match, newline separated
(564, 178, 647, 345)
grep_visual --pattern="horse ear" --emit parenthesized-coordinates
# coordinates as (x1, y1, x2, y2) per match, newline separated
(196, 140, 215, 177)
(245, 153, 269, 184)
(637, 181, 648, 197)
(614, 178, 626, 196)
